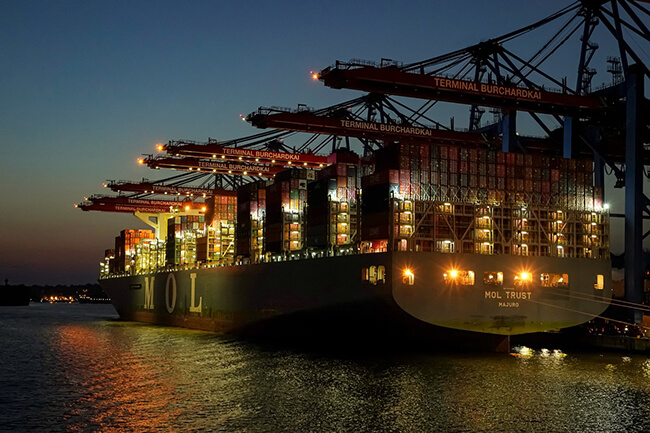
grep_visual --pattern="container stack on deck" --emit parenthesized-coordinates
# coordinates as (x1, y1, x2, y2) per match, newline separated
(199, 191, 238, 265)
(103, 141, 610, 276)
(166, 215, 205, 266)
(114, 229, 155, 273)
(360, 142, 609, 259)
(236, 180, 267, 263)
(135, 239, 166, 274)
(101, 249, 115, 277)
(307, 151, 361, 249)
(264, 168, 314, 254)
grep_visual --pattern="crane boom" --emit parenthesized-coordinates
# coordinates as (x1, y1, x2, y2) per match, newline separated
(105, 180, 221, 197)
(246, 109, 488, 146)
(318, 66, 604, 116)
(77, 196, 205, 213)
(144, 156, 296, 177)
(163, 142, 328, 167)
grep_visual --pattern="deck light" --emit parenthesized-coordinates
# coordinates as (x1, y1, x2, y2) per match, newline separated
(403, 269, 414, 285)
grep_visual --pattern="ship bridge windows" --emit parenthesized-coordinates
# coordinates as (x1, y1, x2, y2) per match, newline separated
(541, 273, 569, 288)
(444, 269, 475, 286)
(484, 271, 503, 286)
(362, 265, 386, 285)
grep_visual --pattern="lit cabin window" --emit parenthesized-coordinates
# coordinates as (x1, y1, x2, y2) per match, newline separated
(377, 266, 386, 284)
(402, 268, 414, 285)
(540, 273, 569, 288)
(514, 271, 534, 288)
(594, 274, 604, 290)
(369, 266, 377, 285)
(444, 270, 475, 286)
(363, 266, 386, 285)
(484, 271, 503, 286)
(436, 240, 455, 253)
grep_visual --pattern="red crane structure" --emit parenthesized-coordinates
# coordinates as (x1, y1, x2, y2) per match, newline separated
(77, 195, 205, 214)
(141, 155, 290, 178)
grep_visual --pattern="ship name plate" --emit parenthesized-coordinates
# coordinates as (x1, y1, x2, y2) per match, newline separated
(485, 289, 532, 308)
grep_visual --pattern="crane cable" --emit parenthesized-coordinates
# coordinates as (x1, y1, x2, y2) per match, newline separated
(524, 297, 650, 331)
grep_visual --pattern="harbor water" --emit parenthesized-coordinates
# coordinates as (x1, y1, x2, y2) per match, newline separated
(2, 304, 650, 432)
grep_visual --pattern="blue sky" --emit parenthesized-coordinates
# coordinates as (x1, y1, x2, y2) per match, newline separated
(0, 1, 647, 284)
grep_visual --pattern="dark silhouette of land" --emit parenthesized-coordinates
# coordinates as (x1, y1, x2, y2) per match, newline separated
(2, 282, 110, 303)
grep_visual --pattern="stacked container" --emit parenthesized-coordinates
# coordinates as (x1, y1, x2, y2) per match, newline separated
(361, 142, 609, 259)
(265, 168, 314, 253)
(372, 142, 602, 211)
(307, 151, 360, 248)
(114, 229, 155, 273)
(166, 215, 204, 266)
(135, 239, 166, 273)
(360, 169, 399, 242)
(199, 191, 238, 265)
(101, 249, 115, 277)
(236, 180, 267, 263)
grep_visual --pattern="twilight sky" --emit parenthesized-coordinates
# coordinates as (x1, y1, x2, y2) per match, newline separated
(1, 1, 647, 285)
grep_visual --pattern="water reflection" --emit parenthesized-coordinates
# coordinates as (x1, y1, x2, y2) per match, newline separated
(3, 304, 650, 432)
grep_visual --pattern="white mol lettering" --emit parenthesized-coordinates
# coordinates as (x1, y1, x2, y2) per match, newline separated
(485, 291, 502, 299)
(165, 274, 177, 313)
(144, 276, 155, 310)
(189, 273, 202, 313)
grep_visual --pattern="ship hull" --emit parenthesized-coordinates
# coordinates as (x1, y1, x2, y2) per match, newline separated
(100, 251, 612, 338)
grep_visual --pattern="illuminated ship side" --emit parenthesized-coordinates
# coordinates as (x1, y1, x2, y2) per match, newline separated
(99, 246, 611, 337)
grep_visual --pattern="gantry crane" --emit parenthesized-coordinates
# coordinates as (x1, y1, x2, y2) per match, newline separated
(77, 195, 207, 240)
(105, 172, 219, 198)
(313, 0, 650, 320)
(245, 94, 490, 154)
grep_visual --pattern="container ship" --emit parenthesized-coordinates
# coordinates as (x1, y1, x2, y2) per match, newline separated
(87, 142, 612, 345)
(84, 0, 650, 345)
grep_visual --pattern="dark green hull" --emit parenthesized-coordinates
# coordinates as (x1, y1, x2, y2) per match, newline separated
(100, 252, 612, 336)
